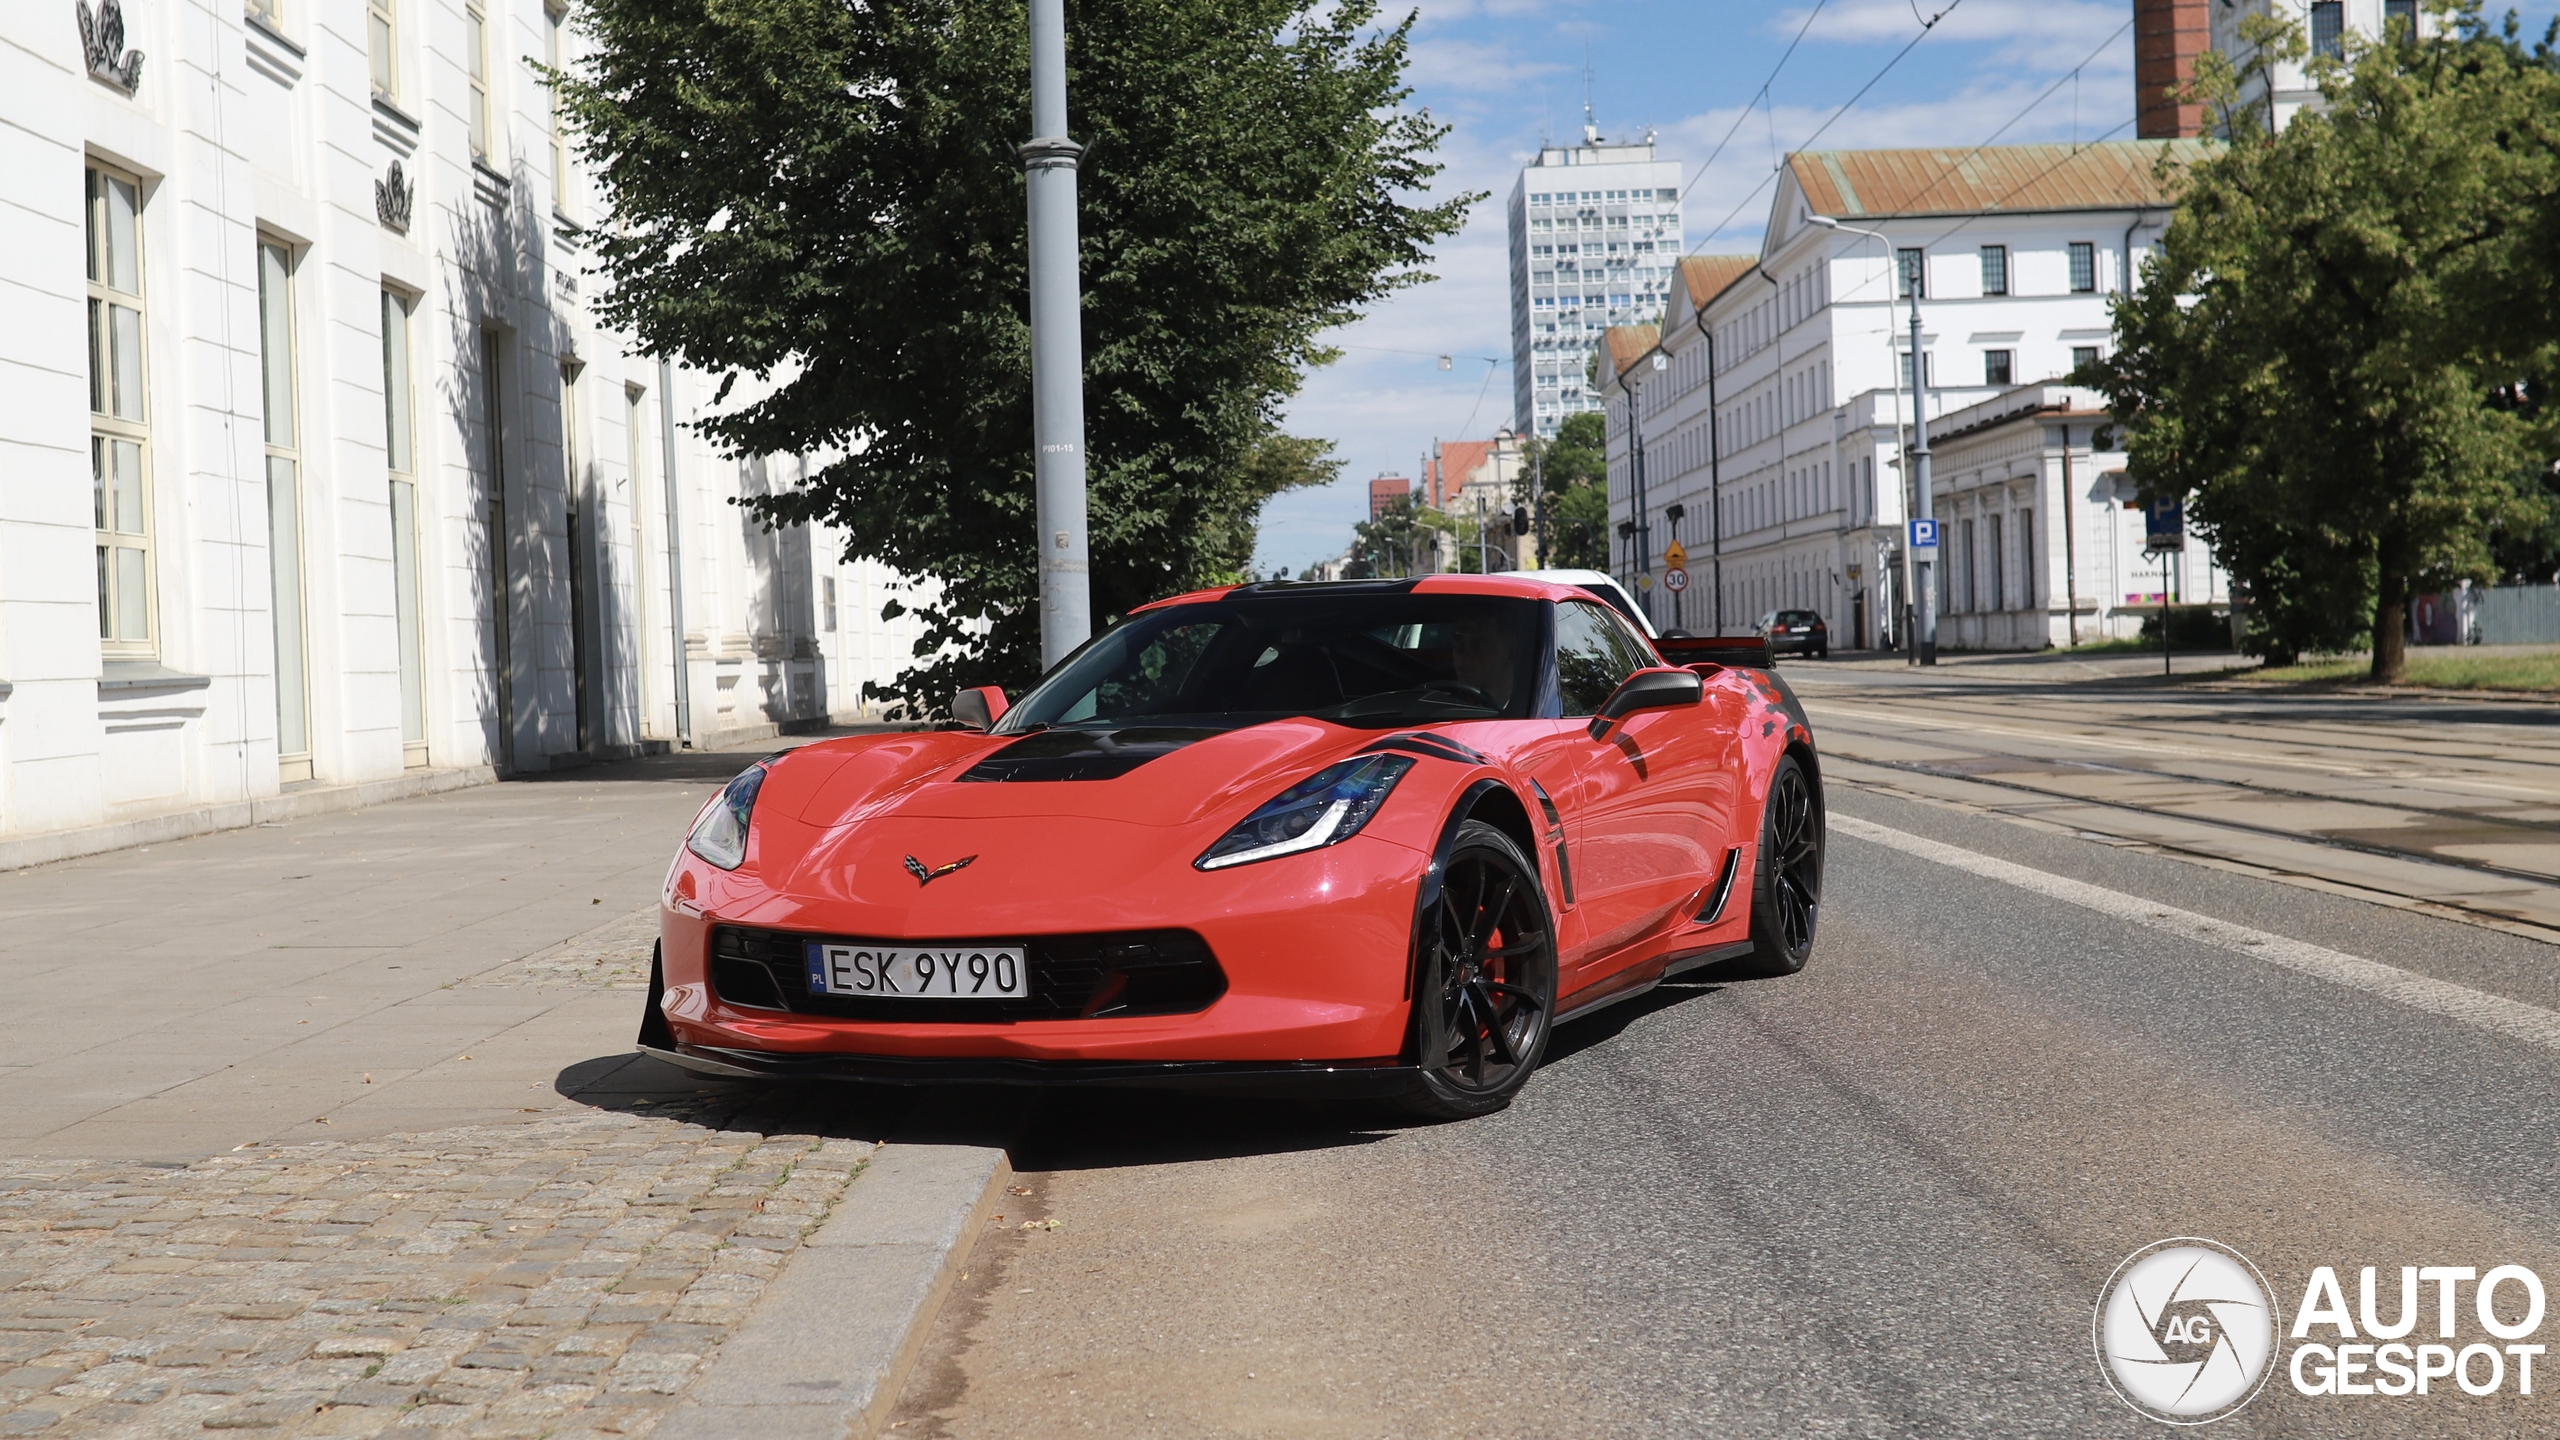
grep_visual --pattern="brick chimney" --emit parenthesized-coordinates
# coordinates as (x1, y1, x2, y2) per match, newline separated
(2134, 0, 2209, 138)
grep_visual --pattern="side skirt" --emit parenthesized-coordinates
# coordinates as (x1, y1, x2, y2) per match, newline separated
(1552, 940, 1754, 1027)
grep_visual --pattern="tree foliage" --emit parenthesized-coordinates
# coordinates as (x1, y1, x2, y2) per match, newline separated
(2094, 4, 2560, 676)
(1532, 410, 1610, 570)
(557, 0, 1469, 709)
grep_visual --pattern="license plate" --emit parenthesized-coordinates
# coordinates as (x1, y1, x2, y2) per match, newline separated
(805, 943, 1029, 999)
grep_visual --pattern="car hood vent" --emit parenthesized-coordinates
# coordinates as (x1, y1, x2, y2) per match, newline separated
(955, 727, 1222, 783)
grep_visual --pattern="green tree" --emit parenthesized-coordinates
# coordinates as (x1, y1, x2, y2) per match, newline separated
(1532, 410, 1610, 569)
(2095, 5, 2560, 676)
(557, 0, 1469, 710)
(1348, 493, 1433, 577)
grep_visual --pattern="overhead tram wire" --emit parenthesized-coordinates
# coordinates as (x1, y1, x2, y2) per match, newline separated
(1685, 0, 1968, 256)
(1810, 22, 2143, 313)
(1677, 0, 1833, 206)
(1857, 19, 2134, 226)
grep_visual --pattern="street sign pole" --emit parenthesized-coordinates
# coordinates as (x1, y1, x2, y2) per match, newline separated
(1909, 285, 1937, 667)
(1023, 0, 1090, 670)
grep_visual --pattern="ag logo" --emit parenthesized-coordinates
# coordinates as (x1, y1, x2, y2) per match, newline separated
(2096, 1238, 2281, 1424)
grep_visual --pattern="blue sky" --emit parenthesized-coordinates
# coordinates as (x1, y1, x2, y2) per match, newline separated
(1250, 0, 2560, 575)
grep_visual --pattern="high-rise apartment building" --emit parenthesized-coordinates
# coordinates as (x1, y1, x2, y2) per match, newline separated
(1508, 123, 1683, 440)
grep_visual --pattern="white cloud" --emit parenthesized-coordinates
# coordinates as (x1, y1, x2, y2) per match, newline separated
(1254, 4, 2139, 573)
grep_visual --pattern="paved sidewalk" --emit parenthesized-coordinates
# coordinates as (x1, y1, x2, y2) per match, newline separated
(0, 749, 760, 1159)
(0, 1090, 900, 1438)
(0, 739, 1033, 1439)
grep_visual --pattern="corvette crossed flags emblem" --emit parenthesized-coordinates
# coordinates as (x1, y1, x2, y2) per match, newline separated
(904, 854, 977, 886)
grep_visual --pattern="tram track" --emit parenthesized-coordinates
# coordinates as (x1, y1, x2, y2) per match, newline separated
(1792, 675, 2560, 939)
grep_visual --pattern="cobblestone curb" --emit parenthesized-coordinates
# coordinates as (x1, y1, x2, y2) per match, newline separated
(0, 1097, 879, 1438)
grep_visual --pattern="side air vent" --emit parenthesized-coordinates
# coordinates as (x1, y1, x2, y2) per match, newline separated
(1697, 847, 1743, 924)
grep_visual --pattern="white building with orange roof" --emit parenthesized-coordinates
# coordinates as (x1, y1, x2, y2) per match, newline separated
(1600, 141, 2225, 650)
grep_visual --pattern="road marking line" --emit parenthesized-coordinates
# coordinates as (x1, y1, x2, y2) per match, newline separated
(1831, 813, 2560, 1053)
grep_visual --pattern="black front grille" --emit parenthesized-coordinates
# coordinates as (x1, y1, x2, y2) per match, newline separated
(708, 925, 1228, 1022)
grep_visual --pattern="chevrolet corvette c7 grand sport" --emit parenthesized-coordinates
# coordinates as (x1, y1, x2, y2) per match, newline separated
(639, 574, 1824, 1118)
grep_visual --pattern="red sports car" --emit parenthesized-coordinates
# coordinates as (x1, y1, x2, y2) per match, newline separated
(639, 574, 1824, 1118)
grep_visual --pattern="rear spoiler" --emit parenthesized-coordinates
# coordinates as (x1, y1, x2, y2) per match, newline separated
(1653, 634, 1772, 670)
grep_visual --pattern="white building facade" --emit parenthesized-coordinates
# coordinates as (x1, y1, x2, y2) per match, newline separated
(0, 0, 925, 866)
(1507, 127, 1682, 441)
(1601, 142, 2222, 649)
(2215, 0, 2427, 128)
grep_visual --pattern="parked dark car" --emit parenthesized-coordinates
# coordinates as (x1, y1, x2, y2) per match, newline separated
(1759, 609, 1829, 659)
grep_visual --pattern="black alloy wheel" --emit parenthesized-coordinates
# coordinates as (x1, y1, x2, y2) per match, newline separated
(1738, 753, 1824, 977)
(1401, 821, 1558, 1120)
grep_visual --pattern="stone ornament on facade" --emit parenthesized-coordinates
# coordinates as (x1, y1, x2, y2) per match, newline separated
(78, 0, 144, 93)
(376, 159, 413, 233)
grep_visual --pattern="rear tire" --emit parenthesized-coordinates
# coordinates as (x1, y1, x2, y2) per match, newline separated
(1736, 754, 1823, 977)
(1399, 821, 1558, 1120)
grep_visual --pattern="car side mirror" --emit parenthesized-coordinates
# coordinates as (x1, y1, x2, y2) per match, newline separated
(952, 685, 1009, 732)
(1587, 667, 1703, 739)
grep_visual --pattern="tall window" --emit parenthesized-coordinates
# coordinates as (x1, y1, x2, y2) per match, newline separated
(1896, 247, 1925, 300)
(545, 4, 570, 213)
(1984, 350, 2013, 387)
(2072, 345, 2101, 376)
(258, 239, 311, 779)
(465, 0, 491, 162)
(367, 0, 397, 99)
(2068, 241, 2096, 294)
(383, 288, 427, 764)
(1979, 245, 2008, 296)
(563, 361, 594, 754)
(2019, 509, 2035, 611)
(2384, 0, 2417, 34)
(1987, 512, 2005, 612)
(2311, 1, 2344, 58)
(88, 163, 153, 654)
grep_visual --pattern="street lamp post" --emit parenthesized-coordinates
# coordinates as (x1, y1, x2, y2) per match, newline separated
(1624, 351, 1667, 625)
(1665, 502, 1686, 633)
(1692, 316, 1725, 633)
(1808, 214, 1934, 665)
(1022, 0, 1089, 670)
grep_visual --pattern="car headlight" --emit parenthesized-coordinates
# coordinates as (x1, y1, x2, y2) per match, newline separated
(1195, 755, 1415, 871)
(686, 762, 770, 870)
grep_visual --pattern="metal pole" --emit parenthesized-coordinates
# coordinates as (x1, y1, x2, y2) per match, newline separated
(1628, 371, 1650, 624)
(1909, 277, 1937, 666)
(655, 357, 692, 746)
(1022, 0, 1089, 669)
(1704, 328, 1724, 633)
(2061, 425, 2080, 647)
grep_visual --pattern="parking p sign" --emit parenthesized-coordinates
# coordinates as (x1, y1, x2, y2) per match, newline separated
(1909, 517, 1940, 554)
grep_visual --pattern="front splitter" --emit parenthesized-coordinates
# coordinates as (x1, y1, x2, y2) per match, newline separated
(637, 1042, 1421, 1097)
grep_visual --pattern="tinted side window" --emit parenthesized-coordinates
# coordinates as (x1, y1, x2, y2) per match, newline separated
(1555, 601, 1638, 716)
(1597, 609, 1659, 672)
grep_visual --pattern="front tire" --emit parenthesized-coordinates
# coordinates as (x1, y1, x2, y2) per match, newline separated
(1400, 821, 1557, 1120)
(1737, 754, 1823, 977)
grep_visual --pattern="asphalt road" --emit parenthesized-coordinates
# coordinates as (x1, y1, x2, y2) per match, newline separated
(890, 778, 2560, 1438)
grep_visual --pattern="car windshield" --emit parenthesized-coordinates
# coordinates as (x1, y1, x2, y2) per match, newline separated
(1778, 610, 1819, 624)
(996, 592, 1545, 733)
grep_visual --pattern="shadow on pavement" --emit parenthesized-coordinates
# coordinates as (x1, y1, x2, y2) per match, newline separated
(553, 974, 1742, 1164)
(1539, 978, 1726, 1068)
(1008, 1087, 1402, 1172)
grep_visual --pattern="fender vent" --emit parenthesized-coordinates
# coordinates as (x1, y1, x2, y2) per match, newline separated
(1697, 847, 1743, 923)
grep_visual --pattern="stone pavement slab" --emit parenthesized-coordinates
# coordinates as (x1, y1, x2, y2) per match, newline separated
(0, 751, 758, 1160)
(0, 1084, 912, 1440)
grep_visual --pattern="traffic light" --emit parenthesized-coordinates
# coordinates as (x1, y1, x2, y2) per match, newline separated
(1511, 506, 1530, 536)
